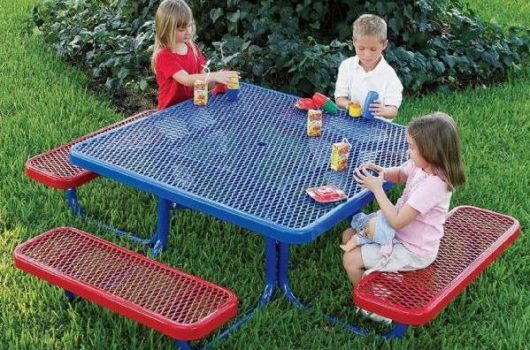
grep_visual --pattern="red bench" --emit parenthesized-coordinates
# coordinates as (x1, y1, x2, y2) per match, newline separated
(354, 206, 520, 335)
(14, 227, 238, 349)
(25, 109, 156, 189)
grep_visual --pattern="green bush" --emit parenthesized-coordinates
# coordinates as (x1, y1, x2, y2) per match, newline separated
(30, 0, 529, 97)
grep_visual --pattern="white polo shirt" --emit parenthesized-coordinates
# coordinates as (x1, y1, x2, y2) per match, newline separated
(334, 56, 403, 109)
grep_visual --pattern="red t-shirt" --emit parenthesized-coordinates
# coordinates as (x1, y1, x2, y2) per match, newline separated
(155, 44, 206, 110)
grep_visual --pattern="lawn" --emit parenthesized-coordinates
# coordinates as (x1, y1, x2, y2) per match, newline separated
(0, 0, 528, 349)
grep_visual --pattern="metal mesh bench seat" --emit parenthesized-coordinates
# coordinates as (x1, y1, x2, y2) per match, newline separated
(14, 227, 238, 343)
(354, 206, 520, 326)
(25, 110, 156, 189)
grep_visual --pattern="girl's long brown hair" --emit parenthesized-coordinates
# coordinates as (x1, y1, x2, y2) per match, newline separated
(408, 112, 466, 189)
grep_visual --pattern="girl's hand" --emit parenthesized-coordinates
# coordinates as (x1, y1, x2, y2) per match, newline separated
(360, 162, 385, 179)
(353, 165, 384, 192)
(212, 70, 239, 85)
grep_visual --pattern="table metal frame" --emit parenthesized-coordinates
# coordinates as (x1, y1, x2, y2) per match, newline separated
(71, 83, 410, 343)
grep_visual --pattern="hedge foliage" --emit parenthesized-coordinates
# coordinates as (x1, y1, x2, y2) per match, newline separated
(30, 0, 529, 97)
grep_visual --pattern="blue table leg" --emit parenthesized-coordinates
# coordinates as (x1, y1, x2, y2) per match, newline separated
(149, 197, 172, 256)
(277, 242, 369, 336)
(65, 189, 176, 252)
(278, 242, 304, 308)
(201, 237, 278, 349)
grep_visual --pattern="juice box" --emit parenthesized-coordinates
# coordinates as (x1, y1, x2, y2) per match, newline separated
(193, 80, 208, 106)
(307, 109, 322, 137)
(330, 138, 351, 171)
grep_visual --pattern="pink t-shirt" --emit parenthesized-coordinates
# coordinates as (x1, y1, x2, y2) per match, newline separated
(395, 161, 452, 258)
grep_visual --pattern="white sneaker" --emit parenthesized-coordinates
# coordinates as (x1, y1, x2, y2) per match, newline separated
(359, 308, 392, 324)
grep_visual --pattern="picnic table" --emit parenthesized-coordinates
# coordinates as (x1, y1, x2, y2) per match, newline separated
(69, 83, 409, 335)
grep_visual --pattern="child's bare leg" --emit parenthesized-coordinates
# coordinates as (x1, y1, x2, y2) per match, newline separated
(341, 228, 355, 244)
(340, 234, 360, 252)
(343, 247, 365, 286)
(364, 217, 377, 240)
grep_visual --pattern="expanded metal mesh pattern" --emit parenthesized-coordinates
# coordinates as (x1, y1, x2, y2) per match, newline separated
(73, 84, 408, 229)
(355, 206, 517, 316)
(16, 227, 236, 325)
(25, 110, 156, 187)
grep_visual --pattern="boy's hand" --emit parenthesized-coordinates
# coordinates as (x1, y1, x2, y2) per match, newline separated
(369, 100, 397, 119)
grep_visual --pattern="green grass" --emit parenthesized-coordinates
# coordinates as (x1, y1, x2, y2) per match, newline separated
(465, 0, 530, 27)
(1, 0, 529, 349)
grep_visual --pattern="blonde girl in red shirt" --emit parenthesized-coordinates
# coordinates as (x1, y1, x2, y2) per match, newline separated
(151, 0, 239, 110)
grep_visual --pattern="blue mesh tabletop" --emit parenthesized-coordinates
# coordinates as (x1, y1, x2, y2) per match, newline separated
(71, 84, 408, 243)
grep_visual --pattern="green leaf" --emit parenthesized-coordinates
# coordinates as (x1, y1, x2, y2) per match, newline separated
(432, 60, 445, 74)
(209, 8, 223, 23)
(227, 10, 240, 23)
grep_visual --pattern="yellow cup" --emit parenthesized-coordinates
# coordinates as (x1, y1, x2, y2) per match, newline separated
(348, 102, 361, 117)
(228, 76, 240, 89)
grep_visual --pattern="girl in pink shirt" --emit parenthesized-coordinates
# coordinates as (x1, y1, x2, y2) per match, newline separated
(150, 0, 239, 110)
(342, 112, 466, 290)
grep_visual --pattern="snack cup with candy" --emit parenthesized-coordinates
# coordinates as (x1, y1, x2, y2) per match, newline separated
(312, 92, 337, 114)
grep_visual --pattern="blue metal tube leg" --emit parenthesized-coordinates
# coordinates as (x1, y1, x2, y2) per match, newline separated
(278, 242, 305, 308)
(174, 340, 192, 350)
(150, 197, 172, 256)
(200, 237, 278, 350)
(383, 323, 409, 339)
(66, 188, 83, 216)
(277, 241, 369, 336)
(64, 290, 77, 302)
(65, 189, 174, 251)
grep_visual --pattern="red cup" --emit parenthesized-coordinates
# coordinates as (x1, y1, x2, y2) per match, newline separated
(312, 92, 329, 107)
(211, 83, 227, 96)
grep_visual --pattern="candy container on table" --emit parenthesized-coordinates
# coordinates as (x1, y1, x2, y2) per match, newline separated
(306, 184, 347, 203)
(362, 91, 379, 119)
(211, 83, 227, 96)
(227, 76, 240, 102)
(312, 92, 337, 115)
(348, 102, 362, 117)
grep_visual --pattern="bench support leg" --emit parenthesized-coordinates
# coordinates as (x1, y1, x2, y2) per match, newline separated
(382, 323, 409, 339)
(64, 290, 77, 302)
(65, 189, 175, 255)
(66, 189, 84, 216)
(174, 340, 192, 350)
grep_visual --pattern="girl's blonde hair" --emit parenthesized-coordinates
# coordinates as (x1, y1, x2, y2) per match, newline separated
(151, 0, 198, 73)
(408, 112, 466, 189)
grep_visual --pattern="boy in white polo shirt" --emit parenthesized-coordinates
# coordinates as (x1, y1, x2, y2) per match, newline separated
(334, 14, 403, 121)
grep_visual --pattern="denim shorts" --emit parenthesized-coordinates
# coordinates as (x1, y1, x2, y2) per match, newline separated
(351, 211, 395, 246)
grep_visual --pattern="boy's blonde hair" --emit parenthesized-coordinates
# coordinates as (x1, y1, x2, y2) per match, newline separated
(352, 14, 387, 42)
(150, 0, 198, 73)
(408, 112, 466, 189)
